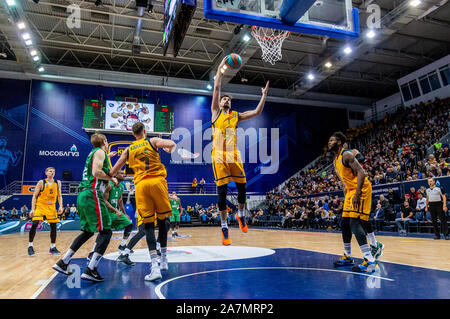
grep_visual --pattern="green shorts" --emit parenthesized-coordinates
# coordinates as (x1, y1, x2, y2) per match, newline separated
(77, 189, 111, 233)
(110, 211, 133, 231)
(170, 213, 180, 223)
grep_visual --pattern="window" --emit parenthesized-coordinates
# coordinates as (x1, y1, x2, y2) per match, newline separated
(419, 75, 431, 94)
(439, 65, 450, 86)
(428, 71, 441, 91)
(401, 83, 412, 102)
(409, 80, 421, 98)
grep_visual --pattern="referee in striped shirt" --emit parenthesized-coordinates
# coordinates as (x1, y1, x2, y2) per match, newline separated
(425, 178, 449, 240)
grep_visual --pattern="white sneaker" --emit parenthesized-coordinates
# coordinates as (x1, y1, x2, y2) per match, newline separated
(160, 258, 169, 270)
(144, 267, 162, 281)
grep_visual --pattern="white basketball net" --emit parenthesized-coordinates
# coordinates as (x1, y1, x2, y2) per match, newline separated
(251, 26, 290, 65)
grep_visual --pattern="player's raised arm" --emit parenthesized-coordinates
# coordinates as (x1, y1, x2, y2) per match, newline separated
(110, 148, 129, 177)
(151, 137, 176, 153)
(238, 81, 269, 122)
(211, 57, 228, 117)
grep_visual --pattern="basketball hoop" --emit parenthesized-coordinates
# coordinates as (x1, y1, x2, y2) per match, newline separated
(251, 26, 290, 65)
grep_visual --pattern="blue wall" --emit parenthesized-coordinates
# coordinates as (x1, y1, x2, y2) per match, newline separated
(0, 79, 29, 188)
(2, 78, 348, 193)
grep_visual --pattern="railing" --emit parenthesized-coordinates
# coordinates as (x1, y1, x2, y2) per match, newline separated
(0, 181, 23, 196)
(0, 180, 218, 195)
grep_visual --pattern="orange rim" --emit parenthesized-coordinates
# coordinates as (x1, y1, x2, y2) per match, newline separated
(251, 26, 290, 40)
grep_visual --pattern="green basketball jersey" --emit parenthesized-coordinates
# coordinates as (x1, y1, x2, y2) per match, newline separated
(78, 148, 110, 193)
(171, 198, 180, 215)
(108, 181, 124, 209)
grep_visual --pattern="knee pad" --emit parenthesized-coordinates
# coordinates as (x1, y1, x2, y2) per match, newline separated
(217, 184, 228, 211)
(236, 183, 247, 204)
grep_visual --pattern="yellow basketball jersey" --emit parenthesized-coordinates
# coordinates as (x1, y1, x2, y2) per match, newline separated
(334, 149, 371, 192)
(36, 179, 58, 206)
(212, 110, 239, 159)
(128, 138, 167, 185)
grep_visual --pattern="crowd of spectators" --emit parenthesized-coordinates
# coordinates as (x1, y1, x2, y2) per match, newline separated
(266, 97, 450, 199)
(196, 203, 239, 225)
(260, 97, 450, 233)
(0, 204, 79, 223)
(0, 205, 30, 222)
(250, 196, 344, 230)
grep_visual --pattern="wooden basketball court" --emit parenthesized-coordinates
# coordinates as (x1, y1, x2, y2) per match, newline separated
(1, 227, 449, 299)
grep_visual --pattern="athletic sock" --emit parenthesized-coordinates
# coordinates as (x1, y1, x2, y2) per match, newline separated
(238, 209, 244, 218)
(120, 239, 127, 246)
(156, 242, 161, 251)
(93, 254, 102, 268)
(161, 247, 167, 259)
(121, 248, 131, 256)
(90, 242, 97, 254)
(88, 252, 101, 270)
(344, 243, 351, 257)
(62, 249, 75, 264)
(150, 253, 158, 268)
(28, 242, 33, 247)
(367, 232, 377, 247)
(50, 244, 55, 249)
(360, 244, 375, 262)
(221, 220, 228, 229)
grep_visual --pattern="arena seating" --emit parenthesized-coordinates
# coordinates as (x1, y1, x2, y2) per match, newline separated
(261, 97, 450, 236)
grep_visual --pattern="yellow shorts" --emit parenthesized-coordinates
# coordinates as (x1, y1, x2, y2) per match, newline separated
(32, 205, 60, 223)
(212, 153, 246, 187)
(342, 187, 372, 221)
(136, 214, 159, 227)
(135, 176, 172, 225)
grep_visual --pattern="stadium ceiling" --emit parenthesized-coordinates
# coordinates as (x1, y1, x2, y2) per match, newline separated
(0, 0, 449, 100)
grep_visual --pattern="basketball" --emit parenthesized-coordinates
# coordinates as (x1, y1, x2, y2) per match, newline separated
(225, 53, 242, 70)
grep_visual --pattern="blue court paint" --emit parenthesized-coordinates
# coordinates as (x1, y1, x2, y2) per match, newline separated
(36, 248, 450, 299)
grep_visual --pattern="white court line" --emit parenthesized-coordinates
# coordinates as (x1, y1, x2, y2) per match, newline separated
(30, 272, 58, 299)
(154, 267, 394, 299)
(288, 247, 450, 273)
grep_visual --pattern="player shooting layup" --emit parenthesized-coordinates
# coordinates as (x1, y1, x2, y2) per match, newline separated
(212, 56, 269, 245)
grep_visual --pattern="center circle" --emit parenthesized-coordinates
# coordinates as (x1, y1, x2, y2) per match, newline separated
(103, 246, 276, 263)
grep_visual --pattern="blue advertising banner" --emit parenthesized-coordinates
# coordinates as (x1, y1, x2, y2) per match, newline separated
(21, 79, 347, 193)
(0, 79, 30, 188)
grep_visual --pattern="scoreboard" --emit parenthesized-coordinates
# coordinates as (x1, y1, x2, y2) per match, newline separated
(83, 99, 174, 134)
(82, 100, 105, 130)
(162, 0, 197, 57)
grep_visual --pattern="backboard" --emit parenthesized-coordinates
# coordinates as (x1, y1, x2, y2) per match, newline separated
(204, 0, 360, 40)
